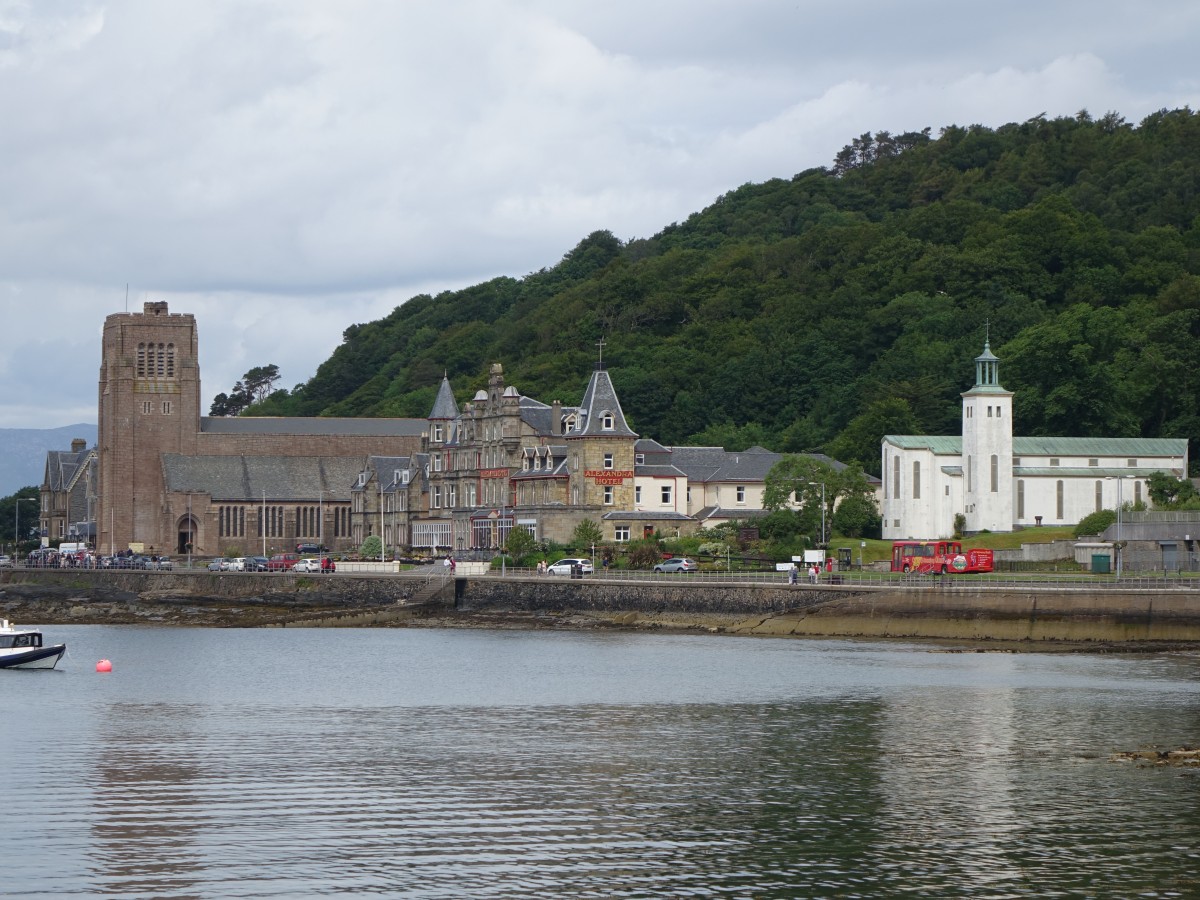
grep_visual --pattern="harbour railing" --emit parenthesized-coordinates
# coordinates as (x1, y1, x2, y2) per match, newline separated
(475, 567, 1200, 591)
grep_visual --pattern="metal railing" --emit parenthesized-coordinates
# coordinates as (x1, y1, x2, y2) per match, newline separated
(12, 560, 1198, 591)
(472, 566, 1200, 591)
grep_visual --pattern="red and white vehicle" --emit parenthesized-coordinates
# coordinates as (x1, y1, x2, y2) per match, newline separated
(891, 540, 993, 574)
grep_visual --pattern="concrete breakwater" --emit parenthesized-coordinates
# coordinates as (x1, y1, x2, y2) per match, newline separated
(4, 569, 1200, 643)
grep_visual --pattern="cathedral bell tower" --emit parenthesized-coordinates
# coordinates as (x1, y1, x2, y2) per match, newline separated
(97, 302, 201, 553)
(961, 338, 1014, 534)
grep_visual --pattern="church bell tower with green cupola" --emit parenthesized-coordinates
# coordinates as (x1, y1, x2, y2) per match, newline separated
(961, 335, 1014, 533)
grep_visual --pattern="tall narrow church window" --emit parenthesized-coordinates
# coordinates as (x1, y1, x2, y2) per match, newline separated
(1017, 480, 1025, 519)
(1056, 481, 1064, 519)
(1095, 481, 1103, 512)
(1135, 481, 1143, 505)
(967, 456, 973, 494)
(893, 457, 900, 499)
(990, 455, 998, 492)
(912, 461, 920, 500)
(136, 343, 147, 377)
(166, 344, 175, 377)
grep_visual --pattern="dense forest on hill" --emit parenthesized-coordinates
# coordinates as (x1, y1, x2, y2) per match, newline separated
(247, 108, 1200, 475)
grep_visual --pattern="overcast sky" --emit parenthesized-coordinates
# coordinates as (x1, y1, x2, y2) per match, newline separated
(1, 0, 1197, 431)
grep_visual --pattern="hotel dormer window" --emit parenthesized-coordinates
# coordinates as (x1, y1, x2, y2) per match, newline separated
(602, 412, 614, 430)
(432, 424, 443, 442)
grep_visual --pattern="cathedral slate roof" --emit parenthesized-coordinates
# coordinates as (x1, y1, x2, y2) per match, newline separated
(199, 417, 427, 436)
(162, 455, 365, 501)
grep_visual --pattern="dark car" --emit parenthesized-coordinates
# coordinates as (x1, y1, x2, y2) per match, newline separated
(246, 556, 270, 572)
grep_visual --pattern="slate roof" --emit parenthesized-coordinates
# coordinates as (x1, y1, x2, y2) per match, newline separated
(601, 510, 692, 521)
(884, 435, 1188, 458)
(44, 447, 94, 491)
(162, 455, 365, 501)
(635, 463, 687, 478)
(358, 456, 414, 493)
(200, 417, 427, 436)
(693, 506, 773, 521)
(429, 376, 460, 420)
(571, 366, 637, 438)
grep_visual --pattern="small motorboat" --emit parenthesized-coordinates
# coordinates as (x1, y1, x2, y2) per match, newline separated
(0, 618, 66, 670)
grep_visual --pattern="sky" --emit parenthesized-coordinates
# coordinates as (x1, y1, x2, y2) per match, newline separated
(1, 0, 1198, 430)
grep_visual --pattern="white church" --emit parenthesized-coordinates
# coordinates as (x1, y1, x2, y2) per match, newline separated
(881, 340, 1189, 539)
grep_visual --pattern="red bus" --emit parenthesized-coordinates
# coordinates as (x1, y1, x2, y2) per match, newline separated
(891, 540, 993, 574)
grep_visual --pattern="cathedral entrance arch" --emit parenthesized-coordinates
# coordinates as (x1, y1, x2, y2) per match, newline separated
(177, 515, 199, 556)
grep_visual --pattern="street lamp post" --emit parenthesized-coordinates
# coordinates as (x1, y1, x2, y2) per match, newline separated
(15, 498, 36, 562)
(1106, 475, 1132, 578)
(808, 481, 826, 547)
(186, 494, 192, 570)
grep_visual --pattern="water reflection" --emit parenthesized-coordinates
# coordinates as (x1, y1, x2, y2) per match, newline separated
(2, 629, 1198, 898)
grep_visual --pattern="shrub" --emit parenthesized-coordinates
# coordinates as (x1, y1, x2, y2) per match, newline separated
(625, 539, 664, 569)
(1074, 509, 1116, 538)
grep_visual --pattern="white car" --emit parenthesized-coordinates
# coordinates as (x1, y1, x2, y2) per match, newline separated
(546, 558, 594, 576)
(228, 557, 246, 572)
(292, 557, 322, 573)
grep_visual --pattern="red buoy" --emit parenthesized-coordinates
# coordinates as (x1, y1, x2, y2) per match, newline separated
(96, 659, 112, 673)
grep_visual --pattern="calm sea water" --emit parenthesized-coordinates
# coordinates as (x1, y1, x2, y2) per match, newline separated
(2, 625, 1199, 899)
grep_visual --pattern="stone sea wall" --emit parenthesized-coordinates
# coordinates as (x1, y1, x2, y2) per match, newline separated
(457, 577, 1200, 642)
(4, 569, 1200, 643)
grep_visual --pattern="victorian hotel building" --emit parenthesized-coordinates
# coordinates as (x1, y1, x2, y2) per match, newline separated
(86, 302, 792, 560)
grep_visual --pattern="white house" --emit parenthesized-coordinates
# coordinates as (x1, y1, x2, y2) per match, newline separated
(881, 341, 1188, 539)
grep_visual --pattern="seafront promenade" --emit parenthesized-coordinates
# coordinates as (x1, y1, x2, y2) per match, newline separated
(4, 566, 1200, 644)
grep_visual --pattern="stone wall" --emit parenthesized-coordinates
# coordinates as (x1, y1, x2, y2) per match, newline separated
(7, 569, 1200, 642)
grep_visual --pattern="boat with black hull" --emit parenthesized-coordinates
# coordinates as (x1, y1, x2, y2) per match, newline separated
(0, 619, 66, 669)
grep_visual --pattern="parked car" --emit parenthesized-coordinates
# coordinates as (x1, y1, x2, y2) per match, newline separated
(228, 557, 246, 571)
(246, 556, 270, 572)
(292, 557, 322, 573)
(546, 558, 594, 576)
(207, 558, 228, 571)
(654, 557, 698, 573)
(320, 556, 336, 573)
(152, 557, 173, 571)
(0, 555, 11, 568)
(267, 553, 299, 572)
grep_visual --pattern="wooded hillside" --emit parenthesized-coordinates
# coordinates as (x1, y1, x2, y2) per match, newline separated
(248, 109, 1200, 476)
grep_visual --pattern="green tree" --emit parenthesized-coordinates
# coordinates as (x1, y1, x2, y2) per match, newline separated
(826, 398, 922, 475)
(0, 486, 40, 550)
(359, 535, 382, 560)
(1147, 471, 1198, 508)
(504, 524, 538, 560)
(572, 519, 603, 550)
(210, 364, 281, 416)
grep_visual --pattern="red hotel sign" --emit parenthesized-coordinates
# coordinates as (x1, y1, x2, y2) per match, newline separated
(586, 469, 633, 485)
(479, 468, 508, 478)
